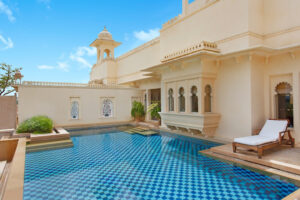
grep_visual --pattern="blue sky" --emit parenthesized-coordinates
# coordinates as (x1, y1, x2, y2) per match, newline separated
(0, 0, 181, 83)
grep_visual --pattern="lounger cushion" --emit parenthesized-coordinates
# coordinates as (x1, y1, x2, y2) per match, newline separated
(259, 120, 288, 141)
(234, 135, 276, 146)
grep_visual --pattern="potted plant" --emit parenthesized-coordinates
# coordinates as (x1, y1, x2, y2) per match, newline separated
(147, 102, 161, 125)
(131, 101, 145, 122)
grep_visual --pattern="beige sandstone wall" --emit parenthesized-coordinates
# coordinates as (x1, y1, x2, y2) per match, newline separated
(116, 39, 161, 83)
(250, 56, 266, 131)
(214, 58, 252, 140)
(263, 51, 300, 142)
(18, 86, 142, 126)
(160, 0, 250, 56)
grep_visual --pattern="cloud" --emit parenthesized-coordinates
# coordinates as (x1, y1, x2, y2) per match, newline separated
(0, 34, 13, 50)
(37, 46, 95, 72)
(69, 46, 96, 68)
(74, 46, 96, 57)
(134, 28, 160, 42)
(57, 62, 69, 72)
(37, 0, 51, 9)
(37, 62, 69, 71)
(37, 65, 55, 70)
(0, 0, 15, 22)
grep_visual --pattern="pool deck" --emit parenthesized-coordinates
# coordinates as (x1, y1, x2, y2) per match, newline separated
(201, 144, 300, 181)
(201, 143, 300, 199)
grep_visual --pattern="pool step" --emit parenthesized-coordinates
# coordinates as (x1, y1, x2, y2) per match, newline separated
(26, 139, 74, 153)
(124, 126, 158, 136)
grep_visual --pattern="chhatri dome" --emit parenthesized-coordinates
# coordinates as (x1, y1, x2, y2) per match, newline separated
(98, 26, 113, 40)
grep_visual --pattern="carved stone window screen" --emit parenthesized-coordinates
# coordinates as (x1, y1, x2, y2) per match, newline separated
(191, 86, 198, 112)
(204, 85, 212, 113)
(168, 88, 174, 112)
(70, 98, 80, 120)
(102, 99, 113, 118)
(178, 87, 185, 112)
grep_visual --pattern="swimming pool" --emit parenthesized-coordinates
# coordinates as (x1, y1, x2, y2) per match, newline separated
(24, 131, 298, 200)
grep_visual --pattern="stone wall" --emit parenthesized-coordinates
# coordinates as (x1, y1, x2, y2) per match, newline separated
(0, 96, 16, 129)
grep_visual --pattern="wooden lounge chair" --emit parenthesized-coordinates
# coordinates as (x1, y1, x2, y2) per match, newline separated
(232, 119, 295, 158)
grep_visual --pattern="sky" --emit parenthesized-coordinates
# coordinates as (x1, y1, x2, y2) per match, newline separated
(0, 0, 181, 83)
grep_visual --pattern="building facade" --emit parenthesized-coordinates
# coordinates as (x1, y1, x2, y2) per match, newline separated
(18, 0, 300, 142)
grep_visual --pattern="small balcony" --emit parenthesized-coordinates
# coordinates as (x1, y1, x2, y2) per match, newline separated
(160, 112, 221, 137)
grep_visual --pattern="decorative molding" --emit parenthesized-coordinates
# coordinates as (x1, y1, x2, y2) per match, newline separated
(248, 54, 253, 61)
(216, 26, 300, 45)
(161, 41, 220, 63)
(234, 56, 241, 64)
(216, 31, 263, 45)
(163, 72, 217, 83)
(265, 25, 300, 39)
(265, 56, 270, 64)
(289, 51, 296, 60)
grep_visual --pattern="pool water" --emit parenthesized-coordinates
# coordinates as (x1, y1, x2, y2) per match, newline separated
(24, 131, 298, 200)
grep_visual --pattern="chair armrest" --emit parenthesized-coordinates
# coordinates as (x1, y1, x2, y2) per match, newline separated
(278, 130, 289, 144)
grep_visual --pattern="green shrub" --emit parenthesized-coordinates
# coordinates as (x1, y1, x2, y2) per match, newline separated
(148, 103, 161, 120)
(131, 101, 145, 121)
(17, 116, 53, 134)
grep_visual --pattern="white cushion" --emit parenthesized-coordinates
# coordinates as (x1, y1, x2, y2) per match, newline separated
(259, 120, 288, 141)
(233, 120, 288, 146)
(234, 135, 276, 146)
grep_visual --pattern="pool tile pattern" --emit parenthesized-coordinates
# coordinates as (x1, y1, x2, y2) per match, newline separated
(24, 132, 298, 200)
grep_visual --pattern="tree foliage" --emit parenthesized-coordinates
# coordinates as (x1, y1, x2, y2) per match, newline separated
(0, 63, 21, 96)
(147, 103, 161, 120)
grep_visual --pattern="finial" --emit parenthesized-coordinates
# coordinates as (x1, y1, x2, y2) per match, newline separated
(104, 26, 107, 31)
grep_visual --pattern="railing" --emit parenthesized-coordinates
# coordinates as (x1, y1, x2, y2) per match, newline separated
(18, 81, 134, 89)
(161, 41, 220, 62)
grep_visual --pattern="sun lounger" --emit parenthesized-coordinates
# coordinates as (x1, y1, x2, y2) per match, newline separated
(232, 119, 295, 158)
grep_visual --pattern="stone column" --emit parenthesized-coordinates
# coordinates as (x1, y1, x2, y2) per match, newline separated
(293, 72, 300, 143)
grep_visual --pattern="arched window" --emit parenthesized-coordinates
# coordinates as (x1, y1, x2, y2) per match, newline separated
(71, 101, 79, 119)
(191, 86, 198, 112)
(275, 82, 293, 126)
(178, 87, 185, 112)
(103, 99, 113, 118)
(104, 49, 111, 58)
(168, 88, 174, 112)
(204, 85, 212, 112)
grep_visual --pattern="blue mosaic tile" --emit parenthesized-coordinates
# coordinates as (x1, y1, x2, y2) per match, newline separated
(24, 132, 298, 200)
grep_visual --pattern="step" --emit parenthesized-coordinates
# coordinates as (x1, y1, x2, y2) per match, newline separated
(30, 133, 70, 144)
(209, 146, 300, 175)
(26, 139, 73, 153)
(0, 161, 8, 200)
(137, 130, 158, 136)
(0, 161, 6, 180)
(200, 150, 300, 185)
